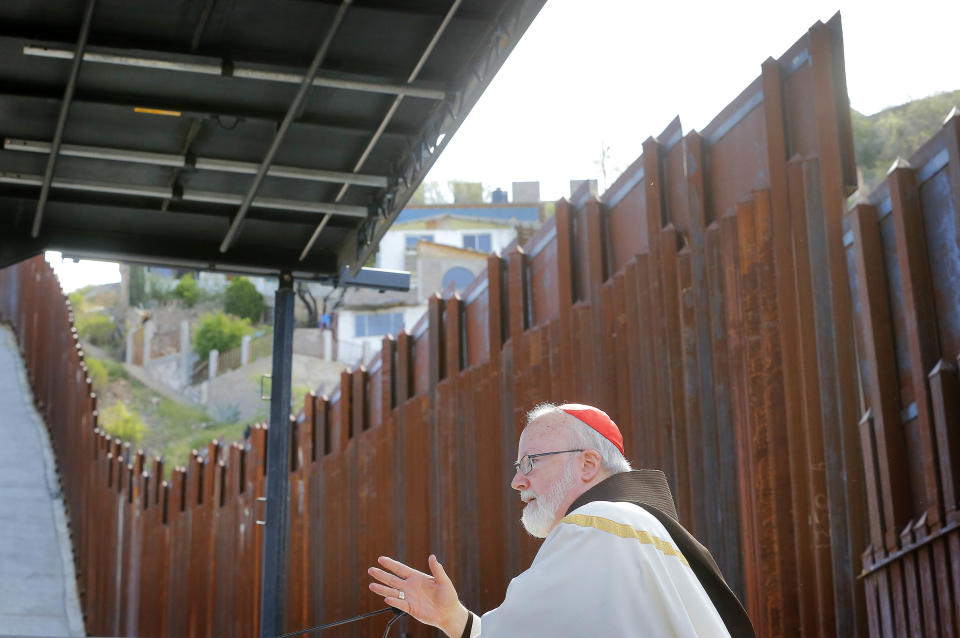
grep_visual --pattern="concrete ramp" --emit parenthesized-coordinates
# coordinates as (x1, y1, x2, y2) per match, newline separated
(0, 325, 85, 637)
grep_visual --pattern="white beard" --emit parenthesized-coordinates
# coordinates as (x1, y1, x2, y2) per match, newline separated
(520, 461, 577, 538)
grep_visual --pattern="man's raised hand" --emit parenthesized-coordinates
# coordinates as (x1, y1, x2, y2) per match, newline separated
(368, 554, 469, 637)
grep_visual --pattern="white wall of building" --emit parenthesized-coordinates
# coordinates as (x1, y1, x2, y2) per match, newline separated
(336, 305, 427, 363)
(377, 227, 515, 271)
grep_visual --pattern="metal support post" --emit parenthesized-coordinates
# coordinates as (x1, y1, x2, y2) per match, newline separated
(259, 270, 295, 638)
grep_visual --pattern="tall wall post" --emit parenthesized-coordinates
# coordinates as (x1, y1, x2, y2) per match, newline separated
(208, 349, 218, 382)
(241, 335, 251, 366)
(126, 327, 135, 365)
(259, 271, 295, 638)
(142, 319, 154, 367)
(180, 320, 190, 387)
(322, 329, 333, 361)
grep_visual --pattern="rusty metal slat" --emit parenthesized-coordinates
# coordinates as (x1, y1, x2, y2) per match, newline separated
(582, 198, 608, 408)
(900, 522, 925, 637)
(633, 254, 661, 472)
(345, 401, 361, 626)
(703, 222, 743, 600)
(932, 534, 957, 638)
(683, 131, 726, 554)
(786, 158, 837, 613)
(719, 211, 762, 624)
(811, 23, 870, 634)
(889, 163, 945, 524)
(913, 519, 942, 637)
(864, 567, 882, 638)
(755, 188, 803, 630)
(929, 361, 960, 514)
(941, 107, 960, 247)
(676, 247, 701, 540)
(658, 226, 684, 504)
(860, 409, 887, 560)
(610, 272, 632, 448)
(949, 530, 960, 633)
(622, 259, 653, 471)
(851, 202, 912, 549)
(803, 152, 856, 603)
(761, 56, 824, 636)
(738, 194, 787, 634)
(642, 137, 677, 485)
(553, 200, 575, 400)
(454, 369, 480, 606)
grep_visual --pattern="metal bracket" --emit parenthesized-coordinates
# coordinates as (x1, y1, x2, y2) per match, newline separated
(260, 374, 271, 400)
(256, 496, 267, 525)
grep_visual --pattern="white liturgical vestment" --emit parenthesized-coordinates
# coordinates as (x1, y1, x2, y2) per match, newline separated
(467, 500, 731, 637)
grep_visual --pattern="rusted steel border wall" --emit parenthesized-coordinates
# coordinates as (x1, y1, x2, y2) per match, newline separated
(846, 110, 960, 637)
(4, 13, 946, 638)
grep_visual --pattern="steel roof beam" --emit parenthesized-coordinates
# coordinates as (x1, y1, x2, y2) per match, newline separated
(298, 0, 462, 262)
(30, 0, 96, 238)
(0, 86, 417, 140)
(220, 0, 354, 253)
(25, 44, 446, 100)
(5, 138, 389, 188)
(1, 171, 368, 218)
(306, 0, 489, 20)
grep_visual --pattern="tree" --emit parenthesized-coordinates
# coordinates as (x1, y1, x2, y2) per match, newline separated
(128, 265, 147, 307)
(193, 311, 250, 359)
(224, 277, 265, 322)
(451, 181, 483, 204)
(297, 282, 319, 327)
(851, 89, 960, 192)
(77, 314, 116, 346)
(173, 273, 200, 307)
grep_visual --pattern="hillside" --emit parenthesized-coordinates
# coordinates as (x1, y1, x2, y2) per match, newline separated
(852, 89, 960, 192)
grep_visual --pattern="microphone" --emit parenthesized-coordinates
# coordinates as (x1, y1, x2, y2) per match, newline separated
(275, 606, 407, 638)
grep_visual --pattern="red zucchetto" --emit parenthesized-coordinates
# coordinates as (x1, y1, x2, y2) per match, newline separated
(559, 404, 624, 454)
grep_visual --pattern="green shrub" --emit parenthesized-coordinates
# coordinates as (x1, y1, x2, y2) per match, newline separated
(86, 357, 108, 390)
(173, 273, 200, 307)
(147, 278, 174, 304)
(67, 291, 86, 312)
(100, 357, 128, 381)
(77, 314, 115, 346)
(224, 277, 264, 323)
(100, 402, 147, 443)
(193, 311, 250, 359)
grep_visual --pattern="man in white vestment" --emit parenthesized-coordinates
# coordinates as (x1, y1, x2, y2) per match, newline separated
(368, 403, 755, 637)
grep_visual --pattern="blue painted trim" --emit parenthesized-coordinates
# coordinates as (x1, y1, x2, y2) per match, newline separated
(663, 127, 683, 151)
(785, 48, 810, 75)
(901, 401, 918, 424)
(705, 89, 763, 145)
(412, 318, 428, 338)
(527, 225, 557, 258)
(843, 230, 854, 248)
(605, 166, 645, 210)
(918, 148, 949, 183)
(573, 189, 592, 209)
(878, 196, 893, 221)
(465, 277, 489, 304)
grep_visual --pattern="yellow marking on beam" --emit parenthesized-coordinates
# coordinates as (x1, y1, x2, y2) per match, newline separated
(134, 107, 182, 117)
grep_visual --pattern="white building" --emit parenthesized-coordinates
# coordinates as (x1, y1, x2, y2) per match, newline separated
(334, 202, 542, 364)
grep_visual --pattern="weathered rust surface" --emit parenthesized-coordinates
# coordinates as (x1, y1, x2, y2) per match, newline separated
(5, 13, 960, 638)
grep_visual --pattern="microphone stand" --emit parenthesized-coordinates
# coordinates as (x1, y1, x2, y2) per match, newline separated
(275, 607, 407, 638)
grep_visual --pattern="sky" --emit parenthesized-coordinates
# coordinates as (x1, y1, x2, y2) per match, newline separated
(48, 0, 959, 292)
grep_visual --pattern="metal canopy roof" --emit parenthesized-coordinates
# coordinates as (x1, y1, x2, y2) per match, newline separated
(0, 0, 545, 284)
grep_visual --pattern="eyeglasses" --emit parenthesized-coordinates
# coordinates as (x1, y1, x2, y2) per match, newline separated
(513, 449, 584, 475)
